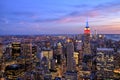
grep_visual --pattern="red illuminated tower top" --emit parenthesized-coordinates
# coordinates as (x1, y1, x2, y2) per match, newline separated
(84, 21, 90, 34)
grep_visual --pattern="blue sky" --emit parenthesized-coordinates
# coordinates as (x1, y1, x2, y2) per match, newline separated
(0, 0, 120, 35)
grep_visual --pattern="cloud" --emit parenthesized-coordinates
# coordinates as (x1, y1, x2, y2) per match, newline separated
(4, 1, 120, 24)
(13, 12, 42, 20)
(92, 24, 120, 34)
(95, 1, 120, 10)
(33, 18, 61, 23)
(19, 21, 27, 25)
(74, 4, 91, 8)
(0, 18, 9, 24)
(33, 15, 85, 23)
(32, 1, 120, 23)
(63, 1, 120, 22)
(2, 11, 40, 20)
(11, 11, 34, 16)
(6, 1, 120, 26)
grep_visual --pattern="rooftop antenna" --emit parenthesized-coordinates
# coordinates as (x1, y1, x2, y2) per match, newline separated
(86, 17, 89, 28)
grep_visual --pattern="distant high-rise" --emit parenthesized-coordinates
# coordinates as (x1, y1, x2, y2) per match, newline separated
(82, 21, 92, 71)
(56, 42, 63, 64)
(22, 41, 32, 58)
(57, 42, 62, 55)
(50, 59, 56, 70)
(41, 56, 49, 73)
(0, 43, 3, 58)
(65, 40, 78, 80)
(66, 39, 75, 72)
(83, 20, 91, 54)
(32, 45, 37, 55)
(12, 42, 21, 59)
(96, 48, 114, 79)
(93, 30, 97, 39)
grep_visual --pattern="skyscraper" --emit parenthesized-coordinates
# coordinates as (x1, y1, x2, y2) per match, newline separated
(82, 21, 92, 71)
(22, 40, 32, 58)
(65, 39, 78, 80)
(0, 43, 3, 58)
(96, 48, 114, 79)
(83, 21, 91, 54)
(12, 42, 21, 59)
(56, 42, 63, 64)
(66, 40, 74, 71)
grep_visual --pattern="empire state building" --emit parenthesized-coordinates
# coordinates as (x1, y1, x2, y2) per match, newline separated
(83, 21, 91, 55)
(82, 21, 92, 71)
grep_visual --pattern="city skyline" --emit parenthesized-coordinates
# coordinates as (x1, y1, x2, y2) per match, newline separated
(0, 0, 120, 35)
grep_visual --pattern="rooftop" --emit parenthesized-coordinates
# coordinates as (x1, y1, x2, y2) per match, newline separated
(97, 48, 114, 51)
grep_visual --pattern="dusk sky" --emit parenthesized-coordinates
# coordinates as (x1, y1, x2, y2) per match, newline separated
(0, 0, 120, 35)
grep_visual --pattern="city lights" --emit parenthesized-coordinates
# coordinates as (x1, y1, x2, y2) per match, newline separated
(0, 0, 120, 80)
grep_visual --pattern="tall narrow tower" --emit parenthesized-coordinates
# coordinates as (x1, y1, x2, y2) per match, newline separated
(67, 42, 74, 71)
(83, 21, 91, 54)
(82, 21, 92, 71)
(66, 40, 74, 71)
(65, 39, 78, 80)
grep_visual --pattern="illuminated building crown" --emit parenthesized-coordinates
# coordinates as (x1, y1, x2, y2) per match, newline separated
(84, 20, 90, 34)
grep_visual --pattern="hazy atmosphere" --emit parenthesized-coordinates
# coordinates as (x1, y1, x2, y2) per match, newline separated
(0, 0, 120, 35)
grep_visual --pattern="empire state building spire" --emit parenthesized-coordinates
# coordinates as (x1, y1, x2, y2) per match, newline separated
(86, 20, 89, 28)
(84, 20, 90, 34)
